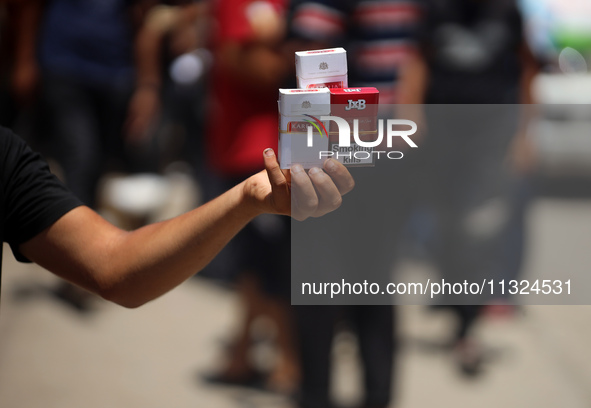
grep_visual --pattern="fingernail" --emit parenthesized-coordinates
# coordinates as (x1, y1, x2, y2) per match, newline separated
(324, 158, 337, 172)
(264, 148, 274, 157)
(309, 167, 322, 175)
(291, 164, 304, 174)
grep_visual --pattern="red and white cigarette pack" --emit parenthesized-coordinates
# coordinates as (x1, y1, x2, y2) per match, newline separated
(295, 48, 348, 89)
(278, 88, 331, 169)
(329, 87, 380, 167)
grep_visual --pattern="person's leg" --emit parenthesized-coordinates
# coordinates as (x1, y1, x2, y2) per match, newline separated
(264, 297, 300, 394)
(295, 305, 340, 408)
(210, 271, 269, 383)
(354, 305, 395, 408)
(254, 216, 300, 394)
(497, 175, 534, 283)
(41, 73, 102, 206)
(206, 213, 291, 388)
(213, 277, 300, 393)
(429, 105, 518, 375)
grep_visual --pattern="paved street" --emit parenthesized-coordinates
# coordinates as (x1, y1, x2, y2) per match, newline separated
(1, 197, 591, 408)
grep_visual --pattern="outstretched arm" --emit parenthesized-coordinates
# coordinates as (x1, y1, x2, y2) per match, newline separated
(19, 150, 353, 308)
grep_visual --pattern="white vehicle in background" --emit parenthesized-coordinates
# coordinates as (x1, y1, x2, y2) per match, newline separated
(533, 75, 591, 179)
(520, 0, 591, 180)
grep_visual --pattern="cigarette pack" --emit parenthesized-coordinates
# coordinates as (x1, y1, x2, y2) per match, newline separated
(295, 48, 348, 89)
(278, 88, 331, 169)
(329, 87, 380, 167)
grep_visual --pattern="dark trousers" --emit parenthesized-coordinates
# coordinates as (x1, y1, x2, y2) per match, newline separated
(295, 305, 396, 408)
(40, 72, 133, 207)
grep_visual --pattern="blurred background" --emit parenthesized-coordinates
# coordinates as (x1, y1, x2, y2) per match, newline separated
(1, 0, 591, 407)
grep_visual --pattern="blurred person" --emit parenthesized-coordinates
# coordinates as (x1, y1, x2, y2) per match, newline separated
(26, 0, 162, 311)
(126, 0, 298, 394)
(398, 0, 540, 376)
(37, 0, 159, 207)
(288, 1, 422, 407)
(290, 0, 420, 103)
(200, 0, 299, 395)
(128, 0, 211, 173)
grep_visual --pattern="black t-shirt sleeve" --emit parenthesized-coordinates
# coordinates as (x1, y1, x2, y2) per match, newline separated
(0, 127, 83, 262)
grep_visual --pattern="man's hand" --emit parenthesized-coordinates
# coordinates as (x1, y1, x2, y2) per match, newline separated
(243, 148, 355, 221)
(124, 85, 161, 144)
(12, 59, 39, 106)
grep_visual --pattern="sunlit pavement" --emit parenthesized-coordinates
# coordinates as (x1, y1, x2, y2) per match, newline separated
(1, 197, 591, 408)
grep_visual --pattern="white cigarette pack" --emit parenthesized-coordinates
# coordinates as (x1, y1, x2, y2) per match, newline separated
(278, 88, 331, 169)
(295, 48, 348, 89)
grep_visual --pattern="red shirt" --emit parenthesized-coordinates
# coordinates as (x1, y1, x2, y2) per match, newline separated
(206, 0, 286, 177)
